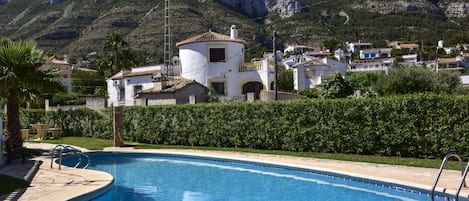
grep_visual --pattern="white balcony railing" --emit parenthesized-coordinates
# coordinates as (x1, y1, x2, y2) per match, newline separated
(239, 61, 264, 72)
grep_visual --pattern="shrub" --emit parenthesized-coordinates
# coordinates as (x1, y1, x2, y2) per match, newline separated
(17, 94, 469, 159)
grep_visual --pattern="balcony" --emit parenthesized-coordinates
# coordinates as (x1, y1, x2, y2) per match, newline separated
(239, 61, 263, 72)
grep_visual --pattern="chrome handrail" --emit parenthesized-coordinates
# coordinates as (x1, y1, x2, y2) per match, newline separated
(50, 144, 90, 170)
(455, 162, 469, 201)
(431, 153, 466, 201)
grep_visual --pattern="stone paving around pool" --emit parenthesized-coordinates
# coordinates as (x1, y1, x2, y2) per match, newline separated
(0, 142, 468, 200)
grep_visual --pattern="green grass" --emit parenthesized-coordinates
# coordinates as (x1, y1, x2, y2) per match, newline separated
(0, 174, 29, 196)
(35, 137, 114, 150)
(135, 144, 462, 170)
(32, 137, 462, 170)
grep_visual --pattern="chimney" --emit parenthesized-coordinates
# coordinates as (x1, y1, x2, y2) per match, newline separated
(230, 25, 238, 39)
(63, 55, 68, 64)
(155, 80, 167, 91)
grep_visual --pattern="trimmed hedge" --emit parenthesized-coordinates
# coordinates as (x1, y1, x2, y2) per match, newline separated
(9, 94, 469, 158)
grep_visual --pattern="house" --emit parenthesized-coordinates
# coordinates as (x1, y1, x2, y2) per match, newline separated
(401, 54, 419, 65)
(39, 58, 96, 93)
(107, 65, 162, 107)
(283, 45, 314, 54)
(135, 77, 208, 105)
(346, 42, 373, 54)
(443, 47, 458, 55)
(348, 58, 394, 73)
(398, 43, 420, 52)
(176, 25, 275, 101)
(359, 48, 392, 60)
(292, 57, 347, 90)
(305, 50, 332, 58)
(39, 59, 73, 92)
(437, 57, 463, 70)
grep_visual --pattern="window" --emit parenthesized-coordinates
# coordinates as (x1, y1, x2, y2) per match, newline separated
(305, 70, 316, 78)
(119, 87, 125, 101)
(209, 48, 226, 62)
(211, 82, 225, 95)
(134, 85, 142, 96)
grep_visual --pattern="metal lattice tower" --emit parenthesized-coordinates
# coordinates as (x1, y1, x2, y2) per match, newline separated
(163, 0, 173, 76)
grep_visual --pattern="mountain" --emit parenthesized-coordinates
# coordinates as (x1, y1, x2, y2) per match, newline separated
(0, 0, 468, 65)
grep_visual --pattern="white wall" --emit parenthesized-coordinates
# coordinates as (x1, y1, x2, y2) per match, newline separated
(180, 41, 257, 100)
(107, 66, 161, 107)
(294, 58, 347, 90)
(108, 75, 156, 107)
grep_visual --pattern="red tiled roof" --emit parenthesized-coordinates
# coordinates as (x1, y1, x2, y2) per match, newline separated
(400, 44, 419, 48)
(176, 31, 247, 47)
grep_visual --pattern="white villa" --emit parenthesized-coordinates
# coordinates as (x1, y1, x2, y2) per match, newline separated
(288, 55, 347, 90)
(346, 41, 373, 54)
(176, 25, 275, 101)
(107, 65, 163, 106)
(107, 25, 277, 106)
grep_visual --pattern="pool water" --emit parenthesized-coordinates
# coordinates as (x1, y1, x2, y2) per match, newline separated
(65, 154, 455, 201)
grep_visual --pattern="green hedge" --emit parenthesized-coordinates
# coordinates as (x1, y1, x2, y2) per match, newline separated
(9, 94, 469, 158)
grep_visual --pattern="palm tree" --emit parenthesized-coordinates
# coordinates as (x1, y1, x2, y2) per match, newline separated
(103, 32, 129, 74)
(0, 38, 63, 150)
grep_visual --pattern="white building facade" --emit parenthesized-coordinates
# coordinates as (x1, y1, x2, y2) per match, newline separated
(107, 65, 162, 107)
(176, 25, 274, 101)
(292, 57, 347, 90)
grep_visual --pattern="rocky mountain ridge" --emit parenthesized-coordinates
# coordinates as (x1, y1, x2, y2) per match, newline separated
(351, 0, 469, 18)
(0, 0, 467, 63)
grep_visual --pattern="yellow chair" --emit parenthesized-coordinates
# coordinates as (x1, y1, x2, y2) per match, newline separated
(48, 128, 62, 139)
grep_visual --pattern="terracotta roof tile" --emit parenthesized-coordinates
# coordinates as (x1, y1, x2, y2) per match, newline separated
(139, 77, 207, 94)
(400, 44, 419, 48)
(176, 31, 246, 47)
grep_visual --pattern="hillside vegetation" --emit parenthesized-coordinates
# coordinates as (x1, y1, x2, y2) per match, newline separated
(0, 0, 468, 64)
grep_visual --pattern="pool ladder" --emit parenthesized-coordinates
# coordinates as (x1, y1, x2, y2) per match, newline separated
(431, 153, 469, 201)
(50, 144, 90, 170)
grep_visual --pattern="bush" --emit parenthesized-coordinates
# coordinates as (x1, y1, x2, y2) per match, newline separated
(16, 94, 469, 159)
(50, 93, 85, 106)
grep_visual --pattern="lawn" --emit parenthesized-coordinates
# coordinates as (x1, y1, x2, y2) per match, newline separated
(33, 137, 461, 170)
(0, 174, 29, 196)
(36, 137, 114, 150)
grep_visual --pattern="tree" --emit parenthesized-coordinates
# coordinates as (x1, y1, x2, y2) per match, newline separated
(0, 38, 63, 150)
(278, 67, 294, 91)
(102, 32, 129, 75)
(349, 72, 383, 98)
(319, 73, 353, 99)
(374, 66, 461, 96)
(323, 38, 340, 51)
(99, 33, 151, 77)
(72, 70, 106, 96)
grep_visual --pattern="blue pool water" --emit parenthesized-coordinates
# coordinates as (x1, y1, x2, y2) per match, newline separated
(64, 153, 456, 201)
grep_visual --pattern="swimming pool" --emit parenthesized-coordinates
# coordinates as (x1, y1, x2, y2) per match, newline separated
(64, 153, 458, 201)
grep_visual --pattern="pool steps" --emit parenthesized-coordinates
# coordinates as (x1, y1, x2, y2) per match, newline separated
(50, 144, 90, 170)
(432, 153, 469, 201)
